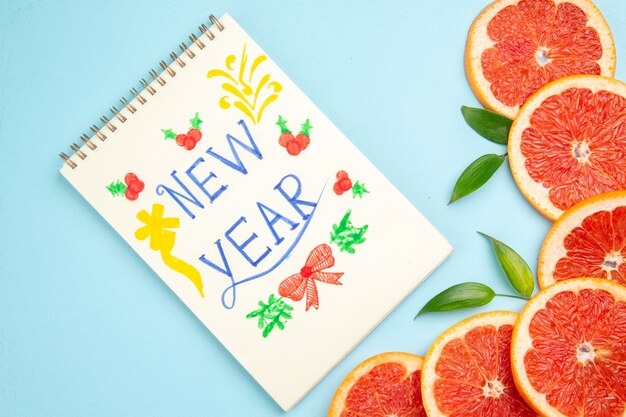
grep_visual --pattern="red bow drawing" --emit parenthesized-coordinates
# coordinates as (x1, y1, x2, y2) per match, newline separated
(278, 243, 344, 311)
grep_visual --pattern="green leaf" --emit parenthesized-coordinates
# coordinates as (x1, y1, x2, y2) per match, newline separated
(189, 112, 203, 130)
(276, 115, 290, 133)
(415, 282, 496, 317)
(339, 210, 351, 229)
(262, 321, 275, 338)
(299, 118, 312, 136)
(478, 232, 534, 297)
(449, 154, 506, 204)
(106, 180, 127, 197)
(246, 293, 294, 338)
(461, 106, 512, 145)
(161, 128, 177, 140)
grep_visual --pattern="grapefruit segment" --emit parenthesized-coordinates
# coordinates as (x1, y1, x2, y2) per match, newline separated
(508, 76, 626, 220)
(538, 190, 626, 288)
(465, 0, 615, 118)
(511, 278, 626, 417)
(327, 352, 426, 417)
(421, 311, 536, 417)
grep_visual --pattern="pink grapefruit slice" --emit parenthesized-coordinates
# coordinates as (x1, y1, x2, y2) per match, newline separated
(539, 190, 626, 288)
(508, 75, 626, 220)
(421, 311, 536, 417)
(511, 278, 626, 416)
(465, 0, 615, 119)
(328, 352, 426, 417)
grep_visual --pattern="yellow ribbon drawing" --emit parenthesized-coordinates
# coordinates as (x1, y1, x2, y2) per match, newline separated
(135, 204, 204, 297)
(207, 43, 282, 124)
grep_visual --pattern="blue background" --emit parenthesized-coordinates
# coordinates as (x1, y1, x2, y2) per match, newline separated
(1, 0, 624, 415)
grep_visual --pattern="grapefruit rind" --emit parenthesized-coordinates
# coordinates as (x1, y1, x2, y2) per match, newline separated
(508, 75, 626, 221)
(510, 278, 626, 417)
(538, 190, 626, 288)
(421, 311, 519, 417)
(465, 0, 616, 119)
(327, 351, 423, 417)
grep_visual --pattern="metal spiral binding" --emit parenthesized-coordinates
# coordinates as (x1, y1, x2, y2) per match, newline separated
(59, 152, 77, 169)
(80, 133, 97, 150)
(149, 69, 166, 86)
(91, 125, 107, 141)
(189, 33, 205, 49)
(160, 60, 176, 77)
(170, 51, 186, 69)
(199, 24, 215, 41)
(119, 97, 136, 114)
(180, 42, 195, 59)
(140, 78, 157, 95)
(59, 14, 224, 169)
(70, 143, 87, 159)
(130, 87, 147, 104)
(110, 106, 126, 123)
(100, 115, 117, 132)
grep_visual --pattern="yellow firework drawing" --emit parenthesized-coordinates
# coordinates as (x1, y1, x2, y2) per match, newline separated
(207, 43, 282, 124)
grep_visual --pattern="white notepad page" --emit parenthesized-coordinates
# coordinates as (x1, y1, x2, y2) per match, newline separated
(60, 14, 452, 410)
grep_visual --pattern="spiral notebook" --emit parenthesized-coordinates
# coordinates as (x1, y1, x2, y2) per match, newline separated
(59, 14, 452, 410)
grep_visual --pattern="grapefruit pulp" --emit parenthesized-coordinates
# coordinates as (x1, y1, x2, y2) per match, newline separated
(465, 0, 615, 118)
(508, 75, 626, 220)
(511, 278, 626, 417)
(327, 352, 426, 417)
(421, 311, 536, 417)
(539, 190, 626, 288)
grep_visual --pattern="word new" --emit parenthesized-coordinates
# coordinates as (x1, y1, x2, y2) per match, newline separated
(155, 119, 319, 308)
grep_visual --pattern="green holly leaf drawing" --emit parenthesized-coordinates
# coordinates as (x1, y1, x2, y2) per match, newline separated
(246, 294, 294, 338)
(330, 209, 368, 254)
(189, 112, 203, 130)
(276, 115, 291, 133)
(351, 180, 369, 199)
(299, 118, 312, 136)
(106, 180, 127, 197)
(161, 128, 177, 140)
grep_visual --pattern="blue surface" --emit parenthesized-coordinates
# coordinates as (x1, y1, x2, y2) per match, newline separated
(1, 0, 625, 415)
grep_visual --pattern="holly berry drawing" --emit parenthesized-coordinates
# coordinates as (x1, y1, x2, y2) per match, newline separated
(106, 172, 145, 201)
(162, 112, 203, 150)
(333, 170, 370, 198)
(276, 115, 312, 156)
(333, 170, 353, 195)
